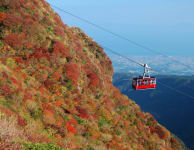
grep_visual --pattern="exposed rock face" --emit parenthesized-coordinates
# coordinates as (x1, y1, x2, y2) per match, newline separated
(0, 0, 183, 149)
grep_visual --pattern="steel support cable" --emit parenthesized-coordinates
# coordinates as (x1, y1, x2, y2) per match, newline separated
(50, 4, 194, 71)
(117, 78, 194, 99)
(157, 81, 194, 99)
(102, 45, 143, 66)
(103, 47, 194, 100)
(49, 4, 194, 99)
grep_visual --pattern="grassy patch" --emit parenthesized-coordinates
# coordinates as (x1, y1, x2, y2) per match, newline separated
(0, 100, 11, 107)
(24, 142, 65, 150)
(73, 115, 89, 125)
(87, 147, 94, 150)
(98, 116, 110, 127)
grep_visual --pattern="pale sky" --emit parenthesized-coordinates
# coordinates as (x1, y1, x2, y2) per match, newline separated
(46, 0, 194, 56)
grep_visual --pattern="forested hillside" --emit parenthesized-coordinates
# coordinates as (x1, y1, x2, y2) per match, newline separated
(0, 0, 184, 149)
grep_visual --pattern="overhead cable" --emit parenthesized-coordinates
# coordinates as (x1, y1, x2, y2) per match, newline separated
(50, 4, 194, 99)
(104, 47, 194, 100)
(50, 4, 194, 71)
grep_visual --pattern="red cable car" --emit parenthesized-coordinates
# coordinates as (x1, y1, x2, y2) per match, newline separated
(132, 64, 156, 90)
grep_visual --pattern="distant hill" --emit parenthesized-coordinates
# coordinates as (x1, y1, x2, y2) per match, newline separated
(113, 72, 194, 150)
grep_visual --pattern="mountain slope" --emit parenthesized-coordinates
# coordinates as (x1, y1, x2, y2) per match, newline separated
(113, 73, 194, 150)
(0, 0, 184, 149)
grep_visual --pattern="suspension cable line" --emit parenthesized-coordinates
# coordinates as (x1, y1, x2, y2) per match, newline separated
(50, 4, 194, 71)
(102, 46, 194, 100)
(49, 4, 194, 99)
(102, 45, 144, 67)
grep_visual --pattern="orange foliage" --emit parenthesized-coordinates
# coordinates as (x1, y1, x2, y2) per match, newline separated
(87, 99, 97, 110)
(69, 118, 77, 125)
(150, 125, 168, 139)
(42, 102, 54, 113)
(137, 120, 144, 131)
(65, 63, 80, 85)
(55, 27, 65, 37)
(55, 99, 65, 107)
(24, 90, 32, 101)
(39, 87, 46, 93)
(53, 40, 69, 57)
(28, 133, 51, 144)
(0, 12, 6, 23)
(90, 129, 101, 139)
(66, 123, 77, 134)
(26, 43, 33, 49)
(0, 106, 14, 116)
(76, 107, 90, 120)
(3, 14, 22, 27)
(33, 0, 40, 7)
(55, 134, 62, 140)
(104, 97, 114, 109)
(74, 95, 82, 102)
(87, 72, 100, 88)
(56, 115, 64, 128)
(108, 139, 124, 150)
(52, 71, 61, 81)
(170, 137, 179, 145)
(4, 33, 23, 49)
(0, 84, 11, 97)
(24, 16, 34, 25)
(43, 109, 56, 125)
(0, 0, 178, 149)
(113, 90, 122, 100)
(32, 47, 49, 59)
(92, 114, 98, 120)
(170, 137, 182, 150)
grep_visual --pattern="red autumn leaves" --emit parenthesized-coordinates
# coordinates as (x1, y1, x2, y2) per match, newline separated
(65, 63, 80, 85)
(4, 33, 23, 49)
(53, 40, 69, 57)
(76, 107, 90, 120)
(0, 12, 6, 23)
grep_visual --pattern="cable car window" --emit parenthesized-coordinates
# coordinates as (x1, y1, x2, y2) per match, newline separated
(153, 79, 156, 85)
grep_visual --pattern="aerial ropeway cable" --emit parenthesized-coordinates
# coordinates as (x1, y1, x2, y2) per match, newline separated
(49, 3, 194, 99)
(50, 4, 194, 72)
(102, 46, 156, 90)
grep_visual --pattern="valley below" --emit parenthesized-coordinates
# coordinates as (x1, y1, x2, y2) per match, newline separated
(113, 73, 194, 150)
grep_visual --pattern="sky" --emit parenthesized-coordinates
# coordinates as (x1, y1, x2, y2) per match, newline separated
(46, 0, 194, 56)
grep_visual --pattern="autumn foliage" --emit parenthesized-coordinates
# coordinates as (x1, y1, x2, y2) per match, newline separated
(0, 12, 6, 23)
(4, 33, 23, 49)
(3, 14, 22, 27)
(52, 40, 69, 57)
(0, 0, 184, 149)
(76, 107, 90, 120)
(87, 72, 100, 88)
(65, 63, 80, 85)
